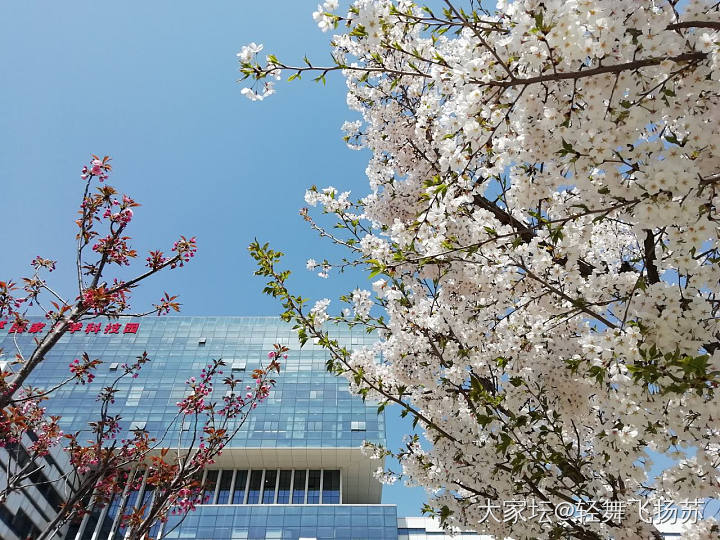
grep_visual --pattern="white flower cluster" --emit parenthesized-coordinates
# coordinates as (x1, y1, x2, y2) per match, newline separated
(254, 0, 720, 537)
(313, 0, 339, 32)
(351, 288, 373, 318)
(306, 258, 332, 278)
(237, 42, 263, 63)
(240, 83, 274, 102)
(310, 298, 331, 325)
(238, 42, 281, 101)
(373, 466, 399, 484)
(304, 185, 352, 213)
(682, 518, 720, 540)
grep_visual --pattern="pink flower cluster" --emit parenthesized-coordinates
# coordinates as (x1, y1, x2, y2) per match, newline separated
(101, 194, 136, 225)
(0, 392, 50, 448)
(169, 487, 204, 516)
(103, 207, 134, 225)
(91, 234, 135, 266)
(145, 250, 168, 270)
(28, 420, 63, 457)
(30, 256, 56, 272)
(170, 236, 198, 269)
(69, 445, 101, 475)
(80, 156, 111, 182)
(80, 284, 129, 313)
(93, 470, 126, 503)
(219, 388, 246, 418)
(69, 358, 96, 384)
(177, 366, 214, 415)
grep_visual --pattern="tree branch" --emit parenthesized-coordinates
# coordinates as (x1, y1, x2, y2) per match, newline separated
(484, 52, 706, 89)
(643, 230, 661, 285)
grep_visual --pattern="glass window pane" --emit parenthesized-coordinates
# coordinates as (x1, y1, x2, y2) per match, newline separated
(216, 470, 233, 504)
(107, 493, 122, 521)
(292, 470, 306, 504)
(232, 470, 248, 504)
(246, 470, 263, 504)
(140, 485, 155, 518)
(307, 470, 321, 503)
(322, 470, 340, 503)
(115, 483, 141, 538)
(262, 470, 277, 503)
(277, 470, 292, 504)
(203, 470, 218, 504)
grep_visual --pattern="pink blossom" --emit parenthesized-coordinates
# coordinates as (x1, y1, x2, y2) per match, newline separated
(90, 159, 103, 175)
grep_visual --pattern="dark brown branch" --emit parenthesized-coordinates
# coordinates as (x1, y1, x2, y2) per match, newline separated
(668, 21, 720, 31)
(643, 230, 660, 285)
(699, 172, 720, 186)
(482, 52, 707, 88)
(471, 194, 596, 277)
(472, 194, 533, 242)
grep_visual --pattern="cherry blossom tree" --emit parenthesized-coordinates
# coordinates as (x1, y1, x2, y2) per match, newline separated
(246, 1, 720, 538)
(0, 156, 282, 539)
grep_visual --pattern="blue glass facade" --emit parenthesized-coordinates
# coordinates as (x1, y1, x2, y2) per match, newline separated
(163, 504, 398, 540)
(5, 316, 383, 448)
(0, 316, 397, 540)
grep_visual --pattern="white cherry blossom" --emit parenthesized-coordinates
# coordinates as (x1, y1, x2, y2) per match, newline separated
(247, 1, 720, 537)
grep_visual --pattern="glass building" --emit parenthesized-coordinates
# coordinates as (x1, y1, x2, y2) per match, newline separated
(0, 316, 395, 540)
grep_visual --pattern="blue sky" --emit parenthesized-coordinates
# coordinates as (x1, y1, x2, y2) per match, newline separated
(0, 1, 428, 516)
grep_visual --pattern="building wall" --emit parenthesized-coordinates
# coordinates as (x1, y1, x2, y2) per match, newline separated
(397, 518, 493, 540)
(11, 317, 383, 450)
(0, 433, 74, 540)
(164, 504, 398, 540)
(1, 316, 390, 540)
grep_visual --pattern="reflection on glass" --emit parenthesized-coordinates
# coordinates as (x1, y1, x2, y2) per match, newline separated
(262, 470, 277, 503)
(292, 470, 306, 504)
(98, 494, 121, 538)
(203, 470, 218, 504)
(322, 470, 340, 503)
(247, 470, 263, 504)
(307, 470, 321, 503)
(140, 485, 154, 517)
(114, 483, 141, 539)
(217, 470, 233, 504)
(232, 470, 248, 504)
(277, 470, 292, 504)
(149, 520, 162, 539)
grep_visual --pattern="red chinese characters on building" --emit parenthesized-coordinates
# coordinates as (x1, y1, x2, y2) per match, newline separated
(86, 323, 102, 334)
(104, 323, 121, 334)
(1, 320, 140, 336)
(123, 323, 139, 334)
(68, 322, 83, 333)
(28, 322, 46, 334)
